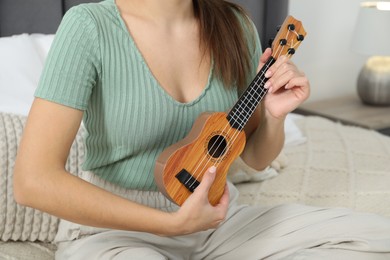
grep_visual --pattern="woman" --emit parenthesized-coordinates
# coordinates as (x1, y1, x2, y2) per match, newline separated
(13, 0, 390, 259)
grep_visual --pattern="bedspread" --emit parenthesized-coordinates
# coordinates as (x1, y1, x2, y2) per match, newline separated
(236, 116, 390, 217)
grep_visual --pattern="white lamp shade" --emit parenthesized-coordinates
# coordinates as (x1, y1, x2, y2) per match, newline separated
(352, 2, 390, 56)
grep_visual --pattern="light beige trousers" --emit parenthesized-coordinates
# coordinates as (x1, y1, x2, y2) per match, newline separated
(55, 172, 390, 260)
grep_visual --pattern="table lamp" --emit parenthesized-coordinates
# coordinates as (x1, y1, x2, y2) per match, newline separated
(352, 1, 390, 106)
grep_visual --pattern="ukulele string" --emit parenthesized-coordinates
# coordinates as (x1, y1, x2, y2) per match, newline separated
(209, 38, 297, 170)
(211, 47, 291, 169)
(209, 25, 302, 161)
(211, 37, 293, 161)
(291, 30, 301, 48)
(184, 77, 269, 188)
(187, 40, 288, 188)
(202, 29, 298, 173)
(187, 27, 296, 189)
(183, 67, 275, 187)
(186, 52, 277, 187)
(218, 35, 299, 167)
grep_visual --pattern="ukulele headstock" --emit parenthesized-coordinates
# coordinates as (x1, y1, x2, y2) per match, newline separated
(271, 16, 307, 59)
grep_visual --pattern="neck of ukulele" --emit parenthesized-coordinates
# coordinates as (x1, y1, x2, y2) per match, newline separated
(226, 56, 276, 131)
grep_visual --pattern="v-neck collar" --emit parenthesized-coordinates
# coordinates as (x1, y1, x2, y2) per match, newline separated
(110, 0, 214, 107)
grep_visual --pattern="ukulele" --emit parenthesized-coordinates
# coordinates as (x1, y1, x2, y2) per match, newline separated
(154, 15, 306, 206)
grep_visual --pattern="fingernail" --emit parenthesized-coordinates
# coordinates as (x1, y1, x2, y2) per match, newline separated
(265, 71, 272, 78)
(209, 166, 216, 173)
(264, 81, 271, 89)
(268, 87, 274, 93)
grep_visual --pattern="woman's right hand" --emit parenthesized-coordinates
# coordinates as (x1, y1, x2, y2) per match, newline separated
(169, 166, 230, 236)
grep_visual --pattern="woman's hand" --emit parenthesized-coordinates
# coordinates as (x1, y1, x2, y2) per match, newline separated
(169, 167, 229, 235)
(257, 48, 310, 120)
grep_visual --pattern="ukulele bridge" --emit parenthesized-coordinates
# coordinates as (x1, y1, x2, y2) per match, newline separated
(175, 169, 200, 193)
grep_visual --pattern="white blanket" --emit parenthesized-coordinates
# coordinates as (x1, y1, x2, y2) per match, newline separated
(236, 116, 390, 217)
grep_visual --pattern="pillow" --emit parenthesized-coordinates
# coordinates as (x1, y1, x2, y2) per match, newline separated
(284, 113, 307, 147)
(0, 34, 44, 116)
(0, 112, 85, 242)
(30, 34, 55, 62)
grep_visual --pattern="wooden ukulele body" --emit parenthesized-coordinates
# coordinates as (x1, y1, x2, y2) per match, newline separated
(154, 112, 246, 206)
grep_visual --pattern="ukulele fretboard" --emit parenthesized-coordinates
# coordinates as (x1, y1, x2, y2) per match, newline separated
(226, 57, 276, 130)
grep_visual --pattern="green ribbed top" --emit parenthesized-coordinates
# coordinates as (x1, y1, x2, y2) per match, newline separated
(35, 0, 261, 190)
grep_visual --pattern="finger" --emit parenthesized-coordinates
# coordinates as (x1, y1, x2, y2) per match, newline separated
(260, 48, 272, 63)
(285, 76, 310, 90)
(285, 77, 311, 101)
(265, 62, 301, 93)
(217, 183, 230, 209)
(214, 184, 229, 226)
(194, 166, 217, 195)
(264, 55, 289, 78)
(270, 67, 299, 93)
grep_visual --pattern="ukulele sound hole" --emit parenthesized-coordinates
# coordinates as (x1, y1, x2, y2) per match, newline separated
(208, 135, 227, 158)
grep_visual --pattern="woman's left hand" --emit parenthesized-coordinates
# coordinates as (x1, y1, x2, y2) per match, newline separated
(257, 48, 310, 120)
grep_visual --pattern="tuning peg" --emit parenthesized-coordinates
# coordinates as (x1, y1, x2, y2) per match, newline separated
(297, 34, 305, 41)
(276, 25, 281, 32)
(279, 39, 287, 46)
(288, 24, 296, 31)
(268, 38, 274, 47)
(287, 48, 296, 55)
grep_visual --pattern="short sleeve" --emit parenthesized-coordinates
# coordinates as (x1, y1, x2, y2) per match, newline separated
(34, 6, 101, 110)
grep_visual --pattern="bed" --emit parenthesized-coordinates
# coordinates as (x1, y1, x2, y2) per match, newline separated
(1, 0, 390, 259)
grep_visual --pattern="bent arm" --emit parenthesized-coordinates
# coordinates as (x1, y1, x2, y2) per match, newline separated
(239, 48, 310, 171)
(13, 98, 178, 236)
(240, 104, 285, 171)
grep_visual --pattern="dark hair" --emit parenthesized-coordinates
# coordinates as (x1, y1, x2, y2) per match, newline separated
(193, 0, 255, 90)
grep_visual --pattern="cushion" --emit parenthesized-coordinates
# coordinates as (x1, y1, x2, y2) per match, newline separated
(236, 116, 390, 217)
(0, 34, 43, 116)
(30, 34, 55, 62)
(0, 112, 85, 242)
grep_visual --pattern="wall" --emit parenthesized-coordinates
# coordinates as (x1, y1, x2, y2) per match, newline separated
(232, 0, 289, 52)
(288, 0, 368, 102)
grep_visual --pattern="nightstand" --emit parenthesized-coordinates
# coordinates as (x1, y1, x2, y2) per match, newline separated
(294, 95, 390, 136)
